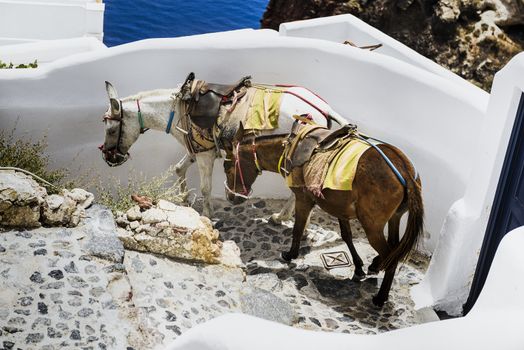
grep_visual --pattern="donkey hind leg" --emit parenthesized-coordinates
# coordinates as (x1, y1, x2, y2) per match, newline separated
(195, 150, 216, 218)
(371, 213, 402, 304)
(281, 193, 314, 262)
(269, 195, 295, 225)
(339, 219, 366, 281)
(358, 208, 393, 307)
(368, 256, 381, 275)
(364, 213, 402, 307)
(175, 153, 195, 194)
(368, 212, 402, 274)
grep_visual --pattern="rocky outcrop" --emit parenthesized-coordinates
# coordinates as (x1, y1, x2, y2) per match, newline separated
(261, 0, 524, 90)
(0, 170, 46, 227)
(0, 170, 93, 228)
(240, 286, 297, 326)
(115, 200, 242, 266)
(0, 198, 429, 349)
(82, 205, 125, 263)
(42, 188, 94, 227)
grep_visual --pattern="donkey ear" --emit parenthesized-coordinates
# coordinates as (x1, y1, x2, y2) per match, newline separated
(109, 98, 121, 117)
(233, 122, 245, 144)
(105, 81, 118, 100)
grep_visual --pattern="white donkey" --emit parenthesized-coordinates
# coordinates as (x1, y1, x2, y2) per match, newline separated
(100, 79, 346, 219)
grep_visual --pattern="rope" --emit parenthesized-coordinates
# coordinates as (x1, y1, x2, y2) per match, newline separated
(166, 110, 175, 134)
(136, 100, 149, 133)
(0, 167, 61, 190)
(355, 136, 407, 187)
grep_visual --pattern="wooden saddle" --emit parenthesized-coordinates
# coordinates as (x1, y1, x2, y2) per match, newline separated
(281, 119, 358, 175)
(180, 72, 252, 129)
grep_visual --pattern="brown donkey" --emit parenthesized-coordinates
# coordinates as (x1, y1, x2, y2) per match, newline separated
(222, 123, 424, 307)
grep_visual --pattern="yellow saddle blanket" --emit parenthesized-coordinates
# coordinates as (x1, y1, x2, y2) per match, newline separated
(217, 85, 284, 131)
(322, 139, 370, 190)
(288, 138, 371, 193)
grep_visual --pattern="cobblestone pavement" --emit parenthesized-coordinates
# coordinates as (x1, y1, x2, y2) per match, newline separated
(212, 198, 429, 334)
(0, 199, 429, 349)
(0, 226, 133, 350)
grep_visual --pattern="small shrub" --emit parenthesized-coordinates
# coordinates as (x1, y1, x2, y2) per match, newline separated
(0, 127, 187, 213)
(88, 165, 188, 214)
(0, 59, 38, 69)
(0, 128, 67, 193)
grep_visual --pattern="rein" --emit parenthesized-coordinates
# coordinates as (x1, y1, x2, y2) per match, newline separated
(100, 99, 128, 166)
(224, 132, 286, 200)
(224, 142, 253, 200)
(136, 100, 149, 134)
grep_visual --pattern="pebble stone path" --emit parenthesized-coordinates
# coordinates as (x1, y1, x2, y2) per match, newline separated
(211, 199, 429, 333)
(0, 199, 429, 349)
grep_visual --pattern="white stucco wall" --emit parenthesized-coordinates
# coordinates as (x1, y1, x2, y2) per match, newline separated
(277, 14, 524, 315)
(279, 15, 485, 95)
(0, 0, 104, 45)
(0, 28, 486, 257)
(412, 53, 524, 315)
(0, 25, 498, 315)
(166, 226, 524, 350)
(0, 37, 107, 65)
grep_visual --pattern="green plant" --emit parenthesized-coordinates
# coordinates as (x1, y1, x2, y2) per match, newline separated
(0, 127, 187, 213)
(0, 127, 67, 193)
(88, 165, 188, 214)
(0, 59, 38, 69)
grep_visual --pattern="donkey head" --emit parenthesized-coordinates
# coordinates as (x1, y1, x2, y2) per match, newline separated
(223, 123, 262, 204)
(100, 81, 141, 167)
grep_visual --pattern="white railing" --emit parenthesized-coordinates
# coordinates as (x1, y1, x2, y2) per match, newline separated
(0, 37, 106, 65)
(279, 14, 485, 95)
(0, 0, 104, 45)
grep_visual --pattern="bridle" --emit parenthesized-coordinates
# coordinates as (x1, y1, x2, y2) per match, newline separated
(99, 99, 148, 167)
(223, 136, 263, 200)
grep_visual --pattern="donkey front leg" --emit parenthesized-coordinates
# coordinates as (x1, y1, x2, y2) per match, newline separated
(281, 192, 314, 261)
(195, 150, 216, 218)
(175, 153, 195, 194)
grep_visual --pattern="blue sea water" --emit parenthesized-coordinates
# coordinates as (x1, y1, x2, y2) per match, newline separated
(103, 0, 270, 47)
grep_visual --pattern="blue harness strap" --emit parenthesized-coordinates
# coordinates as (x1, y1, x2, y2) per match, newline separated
(357, 135, 407, 187)
(166, 110, 175, 134)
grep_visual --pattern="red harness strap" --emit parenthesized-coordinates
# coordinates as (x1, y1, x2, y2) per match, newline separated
(234, 142, 250, 197)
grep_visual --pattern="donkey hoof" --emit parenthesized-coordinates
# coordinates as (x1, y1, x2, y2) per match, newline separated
(368, 266, 380, 275)
(372, 295, 386, 308)
(269, 214, 282, 226)
(281, 251, 296, 262)
(352, 271, 366, 282)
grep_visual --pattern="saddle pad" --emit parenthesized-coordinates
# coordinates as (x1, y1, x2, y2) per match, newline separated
(293, 139, 370, 193)
(244, 87, 284, 130)
(323, 139, 370, 190)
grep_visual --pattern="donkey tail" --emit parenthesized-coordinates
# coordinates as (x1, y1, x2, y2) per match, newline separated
(380, 171, 424, 271)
